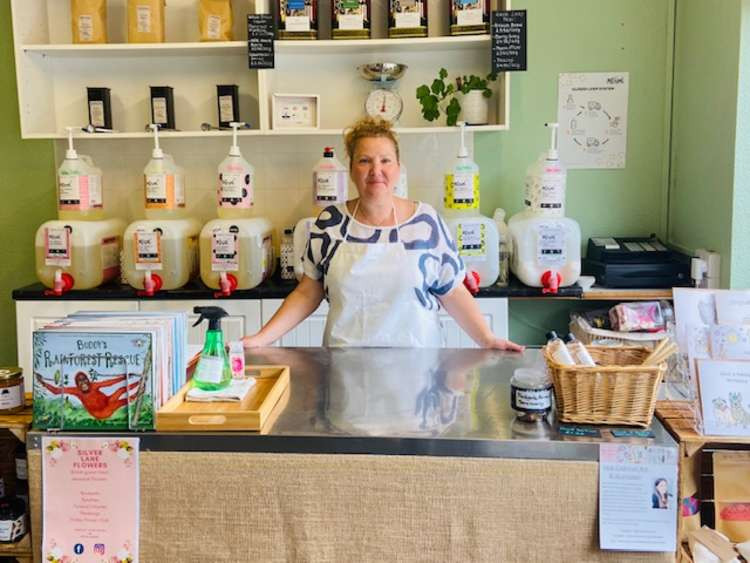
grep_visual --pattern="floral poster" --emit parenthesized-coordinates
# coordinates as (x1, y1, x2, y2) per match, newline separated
(42, 437, 139, 563)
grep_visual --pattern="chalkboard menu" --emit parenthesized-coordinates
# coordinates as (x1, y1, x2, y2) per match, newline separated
(491, 10, 527, 73)
(248, 14, 274, 70)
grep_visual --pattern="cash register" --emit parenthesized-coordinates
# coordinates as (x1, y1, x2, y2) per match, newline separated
(583, 235, 692, 288)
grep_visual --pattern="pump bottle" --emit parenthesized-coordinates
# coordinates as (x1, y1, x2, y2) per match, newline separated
(217, 122, 254, 219)
(192, 306, 232, 391)
(58, 127, 104, 220)
(144, 124, 183, 220)
(444, 122, 480, 217)
(523, 122, 566, 217)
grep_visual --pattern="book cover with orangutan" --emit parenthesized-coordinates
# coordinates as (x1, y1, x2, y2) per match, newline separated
(32, 330, 155, 430)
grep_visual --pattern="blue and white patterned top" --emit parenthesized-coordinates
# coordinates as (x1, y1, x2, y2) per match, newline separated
(303, 202, 466, 311)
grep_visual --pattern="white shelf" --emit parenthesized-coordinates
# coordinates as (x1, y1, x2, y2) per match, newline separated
(21, 35, 490, 57)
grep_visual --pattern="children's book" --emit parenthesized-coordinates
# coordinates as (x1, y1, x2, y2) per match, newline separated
(33, 330, 155, 431)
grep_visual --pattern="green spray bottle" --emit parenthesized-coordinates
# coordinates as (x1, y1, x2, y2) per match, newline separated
(192, 306, 232, 391)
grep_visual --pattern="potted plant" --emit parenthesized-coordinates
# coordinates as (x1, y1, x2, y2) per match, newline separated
(416, 68, 497, 126)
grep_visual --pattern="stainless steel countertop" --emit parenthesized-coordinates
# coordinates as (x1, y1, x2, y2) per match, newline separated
(28, 347, 676, 461)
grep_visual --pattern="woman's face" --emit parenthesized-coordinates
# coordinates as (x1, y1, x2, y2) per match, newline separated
(656, 480, 668, 495)
(350, 136, 400, 200)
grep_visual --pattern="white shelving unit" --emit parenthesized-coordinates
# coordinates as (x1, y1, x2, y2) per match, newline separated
(11, 0, 509, 139)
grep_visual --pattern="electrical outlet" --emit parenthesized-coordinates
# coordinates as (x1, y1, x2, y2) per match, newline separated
(695, 249, 721, 288)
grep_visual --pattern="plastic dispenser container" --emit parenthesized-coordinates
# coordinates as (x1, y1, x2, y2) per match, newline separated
(293, 146, 349, 281)
(493, 208, 510, 287)
(121, 124, 198, 295)
(394, 163, 408, 198)
(443, 122, 499, 287)
(143, 124, 185, 220)
(199, 123, 275, 296)
(509, 122, 581, 294)
(35, 218, 125, 294)
(57, 127, 104, 221)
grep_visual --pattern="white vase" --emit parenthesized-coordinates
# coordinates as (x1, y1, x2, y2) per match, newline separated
(461, 90, 489, 125)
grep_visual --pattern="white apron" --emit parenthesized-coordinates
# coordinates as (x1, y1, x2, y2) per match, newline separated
(323, 202, 443, 347)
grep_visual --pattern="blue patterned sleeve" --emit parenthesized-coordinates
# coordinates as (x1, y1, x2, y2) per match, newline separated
(431, 211, 466, 295)
(302, 205, 345, 281)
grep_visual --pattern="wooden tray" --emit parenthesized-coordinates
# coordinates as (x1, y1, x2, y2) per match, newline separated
(156, 365, 290, 432)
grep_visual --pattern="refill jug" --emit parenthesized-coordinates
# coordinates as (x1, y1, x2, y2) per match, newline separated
(199, 218, 275, 295)
(443, 123, 500, 287)
(143, 124, 185, 220)
(217, 122, 254, 219)
(121, 218, 201, 295)
(35, 218, 125, 294)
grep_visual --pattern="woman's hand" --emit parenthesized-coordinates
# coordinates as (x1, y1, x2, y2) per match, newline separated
(482, 336, 525, 352)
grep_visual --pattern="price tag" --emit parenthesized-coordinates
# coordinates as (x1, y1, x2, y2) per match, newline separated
(491, 10, 527, 73)
(248, 14, 274, 69)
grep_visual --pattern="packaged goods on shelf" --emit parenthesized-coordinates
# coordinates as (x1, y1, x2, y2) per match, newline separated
(71, 0, 107, 44)
(199, 0, 234, 41)
(128, 0, 166, 43)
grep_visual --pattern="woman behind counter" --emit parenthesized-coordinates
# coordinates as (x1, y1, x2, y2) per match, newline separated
(243, 117, 523, 351)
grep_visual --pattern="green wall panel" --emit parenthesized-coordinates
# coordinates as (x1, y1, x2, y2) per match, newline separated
(0, 2, 56, 364)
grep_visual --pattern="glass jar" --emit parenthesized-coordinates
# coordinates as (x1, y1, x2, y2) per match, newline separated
(0, 368, 24, 414)
(510, 368, 552, 422)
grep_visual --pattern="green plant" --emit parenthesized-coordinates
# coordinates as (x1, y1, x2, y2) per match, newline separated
(416, 68, 498, 126)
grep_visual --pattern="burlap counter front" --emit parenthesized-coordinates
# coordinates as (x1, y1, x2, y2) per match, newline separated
(29, 450, 673, 562)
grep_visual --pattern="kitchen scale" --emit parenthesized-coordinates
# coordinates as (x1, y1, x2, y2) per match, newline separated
(357, 62, 408, 123)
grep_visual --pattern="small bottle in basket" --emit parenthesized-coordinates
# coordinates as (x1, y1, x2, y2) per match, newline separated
(545, 331, 574, 365)
(564, 333, 596, 366)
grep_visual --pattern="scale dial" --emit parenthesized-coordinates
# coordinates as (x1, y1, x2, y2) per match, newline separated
(365, 88, 403, 122)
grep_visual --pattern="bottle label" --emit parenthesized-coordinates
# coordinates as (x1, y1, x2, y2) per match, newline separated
(537, 224, 567, 266)
(88, 174, 103, 208)
(59, 174, 90, 210)
(511, 385, 552, 413)
(45, 227, 72, 267)
(456, 221, 486, 260)
(280, 239, 295, 280)
(89, 100, 105, 127)
(219, 173, 252, 208)
(538, 172, 565, 212)
(0, 515, 25, 542)
(137, 5, 152, 33)
(78, 15, 94, 41)
(314, 171, 344, 203)
(219, 95, 235, 123)
(456, 7, 482, 26)
(152, 97, 167, 124)
(338, 13, 364, 30)
(395, 11, 421, 28)
(207, 15, 221, 39)
(285, 15, 311, 32)
(135, 230, 162, 270)
(195, 356, 225, 384)
(0, 385, 23, 411)
(101, 236, 120, 278)
(15, 458, 27, 481)
(444, 173, 479, 209)
(211, 231, 239, 272)
(145, 173, 178, 209)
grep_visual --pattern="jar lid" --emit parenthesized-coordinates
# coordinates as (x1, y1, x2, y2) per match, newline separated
(0, 368, 22, 381)
(510, 368, 550, 390)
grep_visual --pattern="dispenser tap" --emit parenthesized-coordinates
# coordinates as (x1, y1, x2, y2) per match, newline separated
(44, 269, 74, 296)
(215, 272, 238, 298)
(137, 270, 163, 297)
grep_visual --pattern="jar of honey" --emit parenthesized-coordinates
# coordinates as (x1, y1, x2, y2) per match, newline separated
(0, 368, 24, 414)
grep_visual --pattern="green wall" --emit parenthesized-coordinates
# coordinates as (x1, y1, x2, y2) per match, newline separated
(0, 2, 56, 364)
(475, 0, 674, 343)
(669, 0, 743, 287)
(731, 0, 750, 288)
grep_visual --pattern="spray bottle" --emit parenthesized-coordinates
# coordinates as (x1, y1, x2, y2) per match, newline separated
(58, 127, 104, 220)
(217, 122, 254, 219)
(524, 122, 566, 217)
(192, 306, 232, 391)
(443, 122, 480, 217)
(144, 124, 182, 220)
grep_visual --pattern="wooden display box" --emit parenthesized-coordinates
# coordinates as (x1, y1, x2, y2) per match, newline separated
(156, 366, 289, 432)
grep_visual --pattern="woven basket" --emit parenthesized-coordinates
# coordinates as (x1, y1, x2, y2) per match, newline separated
(569, 315, 667, 349)
(544, 345, 666, 427)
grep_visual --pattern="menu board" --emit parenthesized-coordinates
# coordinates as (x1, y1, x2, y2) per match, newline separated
(491, 10, 527, 73)
(248, 14, 275, 69)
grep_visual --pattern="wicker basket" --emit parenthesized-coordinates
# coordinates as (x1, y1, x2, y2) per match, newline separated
(544, 345, 666, 427)
(569, 314, 667, 349)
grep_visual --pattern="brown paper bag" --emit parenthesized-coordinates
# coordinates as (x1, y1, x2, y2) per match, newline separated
(71, 0, 107, 44)
(128, 0, 166, 43)
(714, 451, 750, 542)
(199, 0, 234, 41)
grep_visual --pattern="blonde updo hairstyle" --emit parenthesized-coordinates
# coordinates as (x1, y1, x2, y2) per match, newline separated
(344, 117, 400, 170)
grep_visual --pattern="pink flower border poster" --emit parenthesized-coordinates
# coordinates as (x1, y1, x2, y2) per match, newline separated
(42, 437, 139, 563)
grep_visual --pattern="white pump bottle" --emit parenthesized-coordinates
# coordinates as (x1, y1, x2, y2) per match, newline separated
(217, 122, 255, 219)
(58, 127, 104, 220)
